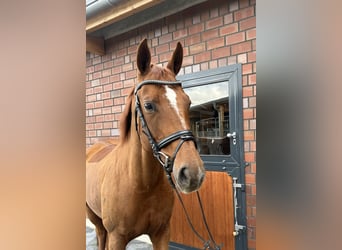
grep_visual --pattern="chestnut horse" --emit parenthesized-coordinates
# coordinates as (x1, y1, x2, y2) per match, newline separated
(86, 39, 205, 250)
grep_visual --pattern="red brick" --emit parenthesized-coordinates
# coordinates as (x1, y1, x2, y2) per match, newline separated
(93, 108, 102, 115)
(189, 23, 204, 35)
(114, 96, 128, 105)
(111, 66, 121, 75)
(231, 41, 252, 55)
(243, 63, 253, 75)
(104, 114, 114, 121)
(103, 61, 113, 69)
(249, 97, 256, 108)
(248, 239, 256, 249)
(86, 123, 94, 130)
(246, 195, 256, 207)
(103, 122, 113, 129)
(251, 163, 256, 173)
(87, 66, 94, 74)
(205, 16, 223, 29)
(240, 17, 256, 31)
(159, 33, 172, 44)
(183, 56, 194, 66)
(113, 81, 123, 89)
(93, 56, 101, 65)
(95, 123, 103, 129)
(94, 63, 103, 71)
(185, 34, 201, 46)
(243, 108, 254, 119)
(207, 37, 225, 50)
(101, 92, 110, 99)
(252, 39, 256, 50)
(220, 23, 238, 36)
(249, 74, 256, 85)
(226, 32, 245, 45)
(159, 51, 173, 63)
(212, 47, 230, 59)
(125, 70, 136, 79)
(88, 130, 96, 137)
(102, 107, 112, 114)
(244, 120, 249, 130)
(93, 71, 101, 79)
(124, 79, 134, 88)
(102, 129, 111, 136)
(104, 99, 113, 107)
(240, 0, 250, 8)
(93, 86, 102, 94)
(103, 83, 113, 92)
(86, 103, 94, 109)
(245, 173, 256, 184)
(102, 69, 111, 77)
(87, 94, 96, 102)
(189, 43, 205, 54)
(122, 63, 133, 72)
(114, 57, 124, 66)
(224, 13, 233, 24)
(244, 130, 255, 141)
(116, 48, 126, 57)
(86, 88, 93, 96)
(121, 87, 132, 96)
(128, 44, 138, 54)
(174, 28, 188, 39)
(246, 28, 256, 40)
(194, 51, 211, 63)
(249, 119, 256, 130)
(234, 6, 255, 21)
(247, 51, 256, 62)
(202, 29, 218, 41)
(100, 77, 109, 85)
(243, 86, 253, 97)
(250, 141, 256, 152)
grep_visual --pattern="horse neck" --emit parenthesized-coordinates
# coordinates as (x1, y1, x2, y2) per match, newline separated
(124, 124, 167, 190)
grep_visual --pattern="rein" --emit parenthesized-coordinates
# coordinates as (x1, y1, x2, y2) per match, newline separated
(134, 80, 221, 250)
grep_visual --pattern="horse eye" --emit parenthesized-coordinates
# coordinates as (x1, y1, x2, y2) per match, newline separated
(144, 102, 155, 112)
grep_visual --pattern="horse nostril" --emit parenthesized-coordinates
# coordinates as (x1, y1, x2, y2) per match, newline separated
(178, 166, 190, 185)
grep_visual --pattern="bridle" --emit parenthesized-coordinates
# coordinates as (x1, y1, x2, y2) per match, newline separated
(134, 80, 196, 188)
(134, 79, 222, 250)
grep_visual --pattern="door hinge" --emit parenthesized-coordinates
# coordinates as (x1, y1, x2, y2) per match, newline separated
(232, 177, 246, 236)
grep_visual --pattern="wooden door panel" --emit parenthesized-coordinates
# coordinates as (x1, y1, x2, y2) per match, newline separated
(170, 172, 234, 250)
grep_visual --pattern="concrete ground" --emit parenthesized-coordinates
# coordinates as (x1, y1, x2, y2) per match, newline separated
(86, 219, 153, 250)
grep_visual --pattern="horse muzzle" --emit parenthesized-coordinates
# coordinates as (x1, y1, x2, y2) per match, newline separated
(173, 161, 205, 193)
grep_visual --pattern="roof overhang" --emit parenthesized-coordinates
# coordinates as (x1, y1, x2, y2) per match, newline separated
(86, 0, 208, 55)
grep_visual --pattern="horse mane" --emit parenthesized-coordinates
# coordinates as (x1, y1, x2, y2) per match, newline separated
(119, 87, 135, 143)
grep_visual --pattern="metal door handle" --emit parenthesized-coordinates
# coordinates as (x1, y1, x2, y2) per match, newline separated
(227, 132, 237, 145)
(227, 132, 236, 138)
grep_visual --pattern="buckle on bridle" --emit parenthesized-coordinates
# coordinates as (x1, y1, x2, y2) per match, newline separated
(155, 151, 171, 173)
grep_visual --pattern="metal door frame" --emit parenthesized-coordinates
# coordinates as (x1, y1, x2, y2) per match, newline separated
(170, 64, 247, 250)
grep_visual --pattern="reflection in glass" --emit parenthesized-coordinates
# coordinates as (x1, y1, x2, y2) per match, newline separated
(184, 82, 230, 155)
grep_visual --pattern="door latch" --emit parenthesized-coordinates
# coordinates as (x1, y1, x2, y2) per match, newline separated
(232, 177, 246, 236)
(227, 132, 237, 145)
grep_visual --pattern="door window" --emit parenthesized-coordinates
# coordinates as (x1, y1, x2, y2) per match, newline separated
(185, 82, 230, 155)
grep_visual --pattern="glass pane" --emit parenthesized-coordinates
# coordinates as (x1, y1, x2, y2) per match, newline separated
(184, 82, 230, 155)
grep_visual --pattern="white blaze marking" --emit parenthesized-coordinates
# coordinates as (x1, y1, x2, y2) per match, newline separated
(164, 86, 187, 128)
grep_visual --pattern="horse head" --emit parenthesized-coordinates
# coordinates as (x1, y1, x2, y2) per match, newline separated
(121, 39, 205, 193)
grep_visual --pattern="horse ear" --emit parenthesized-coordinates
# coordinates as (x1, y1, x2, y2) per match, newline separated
(137, 38, 151, 75)
(167, 42, 183, 75)
(120, 88, 134, 142)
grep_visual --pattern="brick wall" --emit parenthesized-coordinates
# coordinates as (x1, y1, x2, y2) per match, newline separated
(86, 0, 256, 249)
